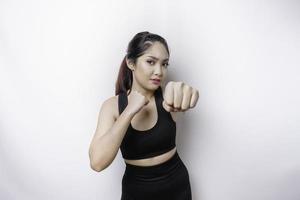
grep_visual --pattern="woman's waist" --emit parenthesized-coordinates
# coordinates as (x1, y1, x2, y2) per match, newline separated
(124, 150, 183, 176)
(124, 147, 177, 166)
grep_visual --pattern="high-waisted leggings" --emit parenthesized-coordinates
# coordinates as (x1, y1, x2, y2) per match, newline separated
(121, 151, 192, 200)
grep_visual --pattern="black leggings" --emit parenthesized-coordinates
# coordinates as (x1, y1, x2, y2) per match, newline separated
(121, 151, 192, 200)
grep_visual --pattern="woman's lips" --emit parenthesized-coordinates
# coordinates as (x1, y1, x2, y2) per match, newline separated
(150, 79, 160, 85)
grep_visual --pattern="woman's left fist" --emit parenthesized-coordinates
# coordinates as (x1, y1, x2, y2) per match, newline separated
(162, 81, 199, 112)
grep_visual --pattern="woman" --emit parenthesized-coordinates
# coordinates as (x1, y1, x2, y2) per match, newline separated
(89, 31, 199, 200)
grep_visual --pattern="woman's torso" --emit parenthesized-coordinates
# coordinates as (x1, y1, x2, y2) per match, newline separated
(112, 90, 177, 167)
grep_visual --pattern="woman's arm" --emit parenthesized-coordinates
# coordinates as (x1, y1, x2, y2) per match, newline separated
(88, 97, 135, 172)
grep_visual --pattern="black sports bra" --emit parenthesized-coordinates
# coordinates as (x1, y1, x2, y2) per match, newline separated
(118, 86, 176, 160)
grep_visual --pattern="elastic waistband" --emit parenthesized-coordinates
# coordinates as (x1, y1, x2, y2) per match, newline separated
(124, 151, 181, 175)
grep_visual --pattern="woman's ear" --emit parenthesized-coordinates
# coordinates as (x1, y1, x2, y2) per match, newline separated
(126, 58, 135, 71)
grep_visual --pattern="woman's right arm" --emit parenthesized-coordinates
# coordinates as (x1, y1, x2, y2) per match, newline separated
(88, 97, 135, 172)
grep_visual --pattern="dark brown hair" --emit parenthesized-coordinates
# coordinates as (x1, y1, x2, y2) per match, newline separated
(115, 31, 170, 95)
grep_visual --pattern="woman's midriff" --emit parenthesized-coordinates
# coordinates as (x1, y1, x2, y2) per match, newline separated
(124, 147, 177, 167)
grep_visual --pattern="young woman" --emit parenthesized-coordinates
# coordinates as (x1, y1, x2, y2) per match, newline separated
(89, 31, 199, 200)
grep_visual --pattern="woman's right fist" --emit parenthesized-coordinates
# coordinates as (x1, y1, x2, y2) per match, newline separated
(126, 90, 150, 115)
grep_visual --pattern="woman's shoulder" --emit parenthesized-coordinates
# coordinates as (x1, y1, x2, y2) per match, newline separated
(101, 94, 120, 120)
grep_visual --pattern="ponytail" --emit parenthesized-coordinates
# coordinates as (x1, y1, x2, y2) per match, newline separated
(115, 56, 133, 95)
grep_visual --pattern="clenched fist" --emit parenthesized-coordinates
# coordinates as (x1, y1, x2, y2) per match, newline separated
(127, 90, 150, 115)
(162, 81, 199, 112)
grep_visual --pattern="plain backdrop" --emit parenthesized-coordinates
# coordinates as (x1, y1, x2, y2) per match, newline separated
(1, 0, 299, 199)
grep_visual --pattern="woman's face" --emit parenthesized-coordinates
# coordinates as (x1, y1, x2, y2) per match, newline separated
(127, 41, 169, 92)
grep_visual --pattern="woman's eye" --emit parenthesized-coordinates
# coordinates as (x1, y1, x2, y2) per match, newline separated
(147, 60, 169, 67)
(147, 60, 154, 65)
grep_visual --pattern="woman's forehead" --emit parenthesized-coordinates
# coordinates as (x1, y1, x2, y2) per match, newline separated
(144, 54, 169, 61)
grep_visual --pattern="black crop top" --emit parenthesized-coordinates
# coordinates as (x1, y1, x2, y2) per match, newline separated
(118, 86, 176, 160)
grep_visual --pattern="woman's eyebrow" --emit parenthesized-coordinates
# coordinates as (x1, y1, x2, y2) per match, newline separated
(147, 56, 169, 61)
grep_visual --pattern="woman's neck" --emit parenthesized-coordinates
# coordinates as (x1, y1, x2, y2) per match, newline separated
(128, 87, 155, 100)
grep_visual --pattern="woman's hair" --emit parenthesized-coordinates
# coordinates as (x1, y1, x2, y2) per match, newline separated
(115, 31, 170, 95)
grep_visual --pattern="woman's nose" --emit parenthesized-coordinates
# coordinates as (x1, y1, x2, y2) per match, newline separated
(154, 65, 163, 75)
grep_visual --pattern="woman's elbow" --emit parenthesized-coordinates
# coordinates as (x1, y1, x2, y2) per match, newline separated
(90, 161, 103, 172)
(89, 149, 103, 172)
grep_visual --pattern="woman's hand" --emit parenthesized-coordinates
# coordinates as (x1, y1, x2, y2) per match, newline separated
(126, 90, 150, 115)
(162, 81, 199, 112)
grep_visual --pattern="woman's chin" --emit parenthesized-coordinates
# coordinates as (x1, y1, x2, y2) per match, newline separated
(150, 84, 160, 89)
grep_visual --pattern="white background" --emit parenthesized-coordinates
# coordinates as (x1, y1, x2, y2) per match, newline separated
(1, 0, 299, 199)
